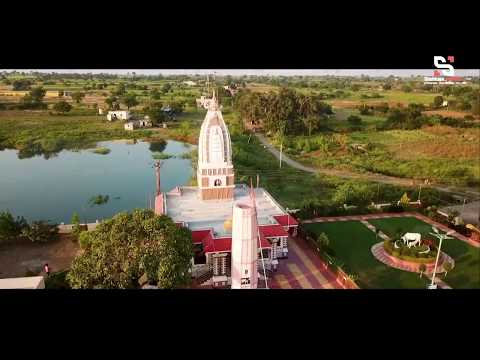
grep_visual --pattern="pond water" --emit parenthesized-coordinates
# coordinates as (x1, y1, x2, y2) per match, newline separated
(0, 140, 195, 223)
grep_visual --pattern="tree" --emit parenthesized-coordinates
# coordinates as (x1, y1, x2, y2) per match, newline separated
(12, 79, 32, 90)
(67, 209, 193, 289)
(121, 93, 139, 110)
(401, 85, 413, 93)
(144, 102, 166, 125)
(71, 212, 82, 239)
(161, 83, 172, 94)
(150, 88, 161, 100)
(382, 83, 392, 90)
(0, 211, 27, 244)
(419, 263, 426, 278)
(433, 96, 444, 108)
(21, 220, 59, 243)
(169, 100, 185, 115)
(443, 262, 453, 277)
(316, 232, 330, 248)
(471, 98, 480, 115)
(21, 86, 46, 109)
(399, 192, 410, 207)
(58, 90, 64, 97)
(105, 95, 119, 110)
(53, 100, 72, 114)
(71, 91, 85, 104)
(347, 115, 362, 126)
(113, 83, 126, 96)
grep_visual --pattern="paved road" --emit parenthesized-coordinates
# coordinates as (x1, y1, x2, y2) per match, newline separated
(255, 133, 480, 201)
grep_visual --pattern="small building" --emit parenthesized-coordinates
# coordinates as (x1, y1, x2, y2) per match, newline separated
(183, 81, 197, 86)
(124, 119, 152, 131)
(442, 100, 448, 107)
(0, 276, 45, 289)
(98, 108, 104, 115)
(107, 110, 130, 121)
(196, 96, 213, 109)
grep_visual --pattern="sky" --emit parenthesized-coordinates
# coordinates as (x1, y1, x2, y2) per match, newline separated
(1, 69, 479, 77)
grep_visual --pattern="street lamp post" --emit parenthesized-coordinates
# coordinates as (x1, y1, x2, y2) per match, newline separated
(428, 227, 454, 289)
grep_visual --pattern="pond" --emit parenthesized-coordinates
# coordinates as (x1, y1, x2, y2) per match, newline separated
(0, 139, 195, 224)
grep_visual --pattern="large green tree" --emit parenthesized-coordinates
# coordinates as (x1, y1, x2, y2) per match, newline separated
(121, 93, 139, 110)
(67, 209, 193, 289)
(71, 91, 85, 104)
(0, 211, 27, 244)
(53, 100, 72, 114)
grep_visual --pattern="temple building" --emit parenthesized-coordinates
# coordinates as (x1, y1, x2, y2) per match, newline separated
(154, 91, 298, 288)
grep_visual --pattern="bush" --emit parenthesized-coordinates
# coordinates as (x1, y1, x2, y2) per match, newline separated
(21, 221, 59, 243)
(45, 270, 71, 289)
(0, 211, 27, 244)
(347, 115, 362, 126)
(53, 100, 72, 114)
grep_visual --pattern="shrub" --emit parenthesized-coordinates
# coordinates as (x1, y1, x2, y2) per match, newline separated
(347, 115, 362, 126)
(21, 221, 59, 243)
(45, 270, 71, 289)
(0, 211, 28, 244)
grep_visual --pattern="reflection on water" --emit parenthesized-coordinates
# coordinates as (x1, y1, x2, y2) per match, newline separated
(0, 140, 194, 223)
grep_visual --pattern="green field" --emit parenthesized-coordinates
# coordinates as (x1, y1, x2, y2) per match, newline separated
(368, 217, 480, 289)
(303, 220, 429, 288)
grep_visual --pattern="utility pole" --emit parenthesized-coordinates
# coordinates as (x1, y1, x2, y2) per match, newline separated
(154, 161, 162, 196)
(279, 142, 283, 169)
(462, 198, 466, 213)
(428, 228, 454, 289)
(418, 184, 422, 202)
(256, 174, 259, 188)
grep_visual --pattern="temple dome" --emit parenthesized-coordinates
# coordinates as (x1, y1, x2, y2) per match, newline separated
(198, 94, 232, 166)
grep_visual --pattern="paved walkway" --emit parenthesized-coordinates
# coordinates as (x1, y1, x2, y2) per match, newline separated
(269, 236, 344, 289)
(303, 212, 480, 248)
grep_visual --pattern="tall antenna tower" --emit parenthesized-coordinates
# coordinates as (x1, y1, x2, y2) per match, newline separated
(249, 178, 269, 289)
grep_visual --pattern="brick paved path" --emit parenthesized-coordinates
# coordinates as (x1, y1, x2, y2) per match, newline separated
(269, 236, 345, 289)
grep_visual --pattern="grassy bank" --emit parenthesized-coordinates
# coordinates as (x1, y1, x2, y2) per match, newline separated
(0, 109, 206, 159)
(274, 123, 480, 187)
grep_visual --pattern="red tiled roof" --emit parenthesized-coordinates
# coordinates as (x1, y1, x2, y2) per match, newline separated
(273, 214, 298, 227)
(204, 237, 232, 253)
(259, 224, 289, 238)
(190, 228, 271, 253)
(191, 229, 212, 244)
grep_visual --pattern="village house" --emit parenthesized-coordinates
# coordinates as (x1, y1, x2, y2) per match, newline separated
(124, 117, 152, 131)
(182, 80, 197, 86)
(107, 110, 130, 121)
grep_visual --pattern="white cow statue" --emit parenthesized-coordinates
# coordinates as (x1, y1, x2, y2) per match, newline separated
(401, 233, 422, 248)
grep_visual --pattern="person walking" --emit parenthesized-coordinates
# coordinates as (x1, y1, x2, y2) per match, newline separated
(44, 263, 50, 277)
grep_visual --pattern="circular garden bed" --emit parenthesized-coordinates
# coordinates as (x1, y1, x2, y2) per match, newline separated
(384, 239, 437, 263)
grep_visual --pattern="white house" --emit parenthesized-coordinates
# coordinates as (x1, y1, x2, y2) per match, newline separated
(183, 81, 197, 86)
(0, 276, 45, 289)
(107, 111, 130, 121)
(124, 118, 152, 131)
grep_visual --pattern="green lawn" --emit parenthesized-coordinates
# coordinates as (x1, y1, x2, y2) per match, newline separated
(303, 221, 429, 289)
(369, 217, 480, 289)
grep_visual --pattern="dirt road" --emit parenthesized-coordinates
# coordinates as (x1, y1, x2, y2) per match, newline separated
(255, 133, 480, 201)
